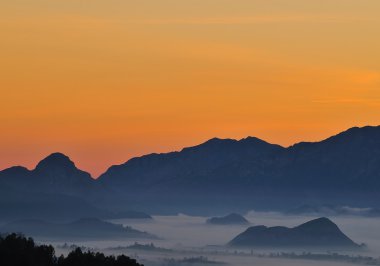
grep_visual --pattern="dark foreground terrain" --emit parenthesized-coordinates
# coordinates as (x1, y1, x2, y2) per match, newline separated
(0, 233, 143, 266)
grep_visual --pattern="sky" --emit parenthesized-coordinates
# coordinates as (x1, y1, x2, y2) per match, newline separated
(1, 0, 379, 177)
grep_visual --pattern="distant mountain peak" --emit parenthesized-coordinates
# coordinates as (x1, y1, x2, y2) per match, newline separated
(240, 136, 265, 142)
(344, 125, 380, 132)
(38, 152, 72, 163)
(290, 125, 380, 149)
(199, 137, 236, 146)
(35, 153, 76, 171)
(240, 136, 284, 148)
(326, 125, 380, 141)
(207, 137, 227, 142)
(207, 213, 249, 225)
(304, 217, 333, 224)
(1, 166, 30, 174)
(296, 217, 338, 231)
(32, 152, 94, 189)
(200, 136, 275, 146)
(180, 136, 282, 154)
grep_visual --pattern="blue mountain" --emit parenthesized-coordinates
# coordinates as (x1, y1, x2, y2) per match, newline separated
(1, 126, 380, 215)
(229, 217, 360, 248)
(97, 126, 380, 211)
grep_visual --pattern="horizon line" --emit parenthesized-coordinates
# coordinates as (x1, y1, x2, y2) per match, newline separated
(1, 124, 378, 179)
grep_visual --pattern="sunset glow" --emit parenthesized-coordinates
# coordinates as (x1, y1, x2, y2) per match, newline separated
(1, 0, 379, 177)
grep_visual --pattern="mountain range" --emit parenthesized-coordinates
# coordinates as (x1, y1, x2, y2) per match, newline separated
(0, 218, 156, 240)
(1, 125, 380, 217)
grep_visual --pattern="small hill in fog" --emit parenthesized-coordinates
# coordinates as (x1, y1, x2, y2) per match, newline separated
(207, 213, 249, 225)
(0, 218, 157, 240)
(229, 217, 360, 248)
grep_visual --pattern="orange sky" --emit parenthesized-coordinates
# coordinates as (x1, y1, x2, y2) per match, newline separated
(1, 0, 379, 177)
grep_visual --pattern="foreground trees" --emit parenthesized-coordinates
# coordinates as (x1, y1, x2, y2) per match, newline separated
(57, 248, 143, 266)
(0, 233, 142, 266)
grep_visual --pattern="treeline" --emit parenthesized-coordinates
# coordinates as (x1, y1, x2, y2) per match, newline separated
(262, 252, 380, 266)
(0, 233, 143, 266)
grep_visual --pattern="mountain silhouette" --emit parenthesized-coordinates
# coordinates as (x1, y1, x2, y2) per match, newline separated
(96, 126, 380, 212)
(0, 154, 121, 221)
(0, 153, 94, 196)
(229, 217, 360, 248)
(1, 125, 380, 215)
(33, 153, 95, 194)
(207, 213, 249, 225)
(99, 126, 380, 191)
(0, 218, 157, 240)
(35, 153, 92, 181)
(99, 136, 283, 188)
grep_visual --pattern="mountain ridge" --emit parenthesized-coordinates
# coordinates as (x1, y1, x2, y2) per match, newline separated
(2, 125, 379, 178)
(1, 125, 380, 214)
(0, 218, 157, 240)
(98, 125, 380, 187)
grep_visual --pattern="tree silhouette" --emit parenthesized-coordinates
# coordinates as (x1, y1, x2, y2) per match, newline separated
(0, 234, 142, 266)
(0, 233, 55, 266)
